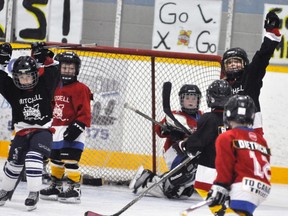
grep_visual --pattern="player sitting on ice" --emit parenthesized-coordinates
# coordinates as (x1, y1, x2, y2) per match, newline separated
(129, 84, 202, 199)
(40, 51, 92, 203)
(0, 42, 59, 211)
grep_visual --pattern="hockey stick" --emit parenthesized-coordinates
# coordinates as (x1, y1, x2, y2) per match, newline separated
(162, 81, 192, 135)
(180, 199, 213, 216)
(84, 155, 196, 216)
(124, 103, 167, 129)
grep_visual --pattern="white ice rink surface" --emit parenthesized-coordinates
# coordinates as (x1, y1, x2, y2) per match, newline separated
(0, 180, 287, 216)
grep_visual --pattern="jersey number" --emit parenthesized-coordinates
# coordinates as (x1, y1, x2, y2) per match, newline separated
(249, 151, 271, 181)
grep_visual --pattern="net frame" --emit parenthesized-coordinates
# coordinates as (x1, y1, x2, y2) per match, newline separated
(47, 43, 222, 184)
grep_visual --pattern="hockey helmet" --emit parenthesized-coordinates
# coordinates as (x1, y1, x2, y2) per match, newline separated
(178, 84, 202, 114)
(12, 56, 38, 90)
(224, 95, 256, 127)
(206, 80, 232, 109)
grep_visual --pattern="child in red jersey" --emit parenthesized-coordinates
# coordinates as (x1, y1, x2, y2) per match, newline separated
(40, 52, 92, 203)
(130, 84, 202, 199)
(207, 95, 271, 216)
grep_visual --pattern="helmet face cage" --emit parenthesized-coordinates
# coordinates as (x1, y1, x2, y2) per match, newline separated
(224, 95, 256, 127)
(179, 85, 202, 114)
(12, 56, 38, 90)
(206, 80, 232, 108)
(55, 51, 81, 75)
(0, 43, 12, 65)
(222, 47, 249, 80)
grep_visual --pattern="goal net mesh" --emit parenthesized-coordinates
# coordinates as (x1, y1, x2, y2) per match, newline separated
(50, 45, 222, 184)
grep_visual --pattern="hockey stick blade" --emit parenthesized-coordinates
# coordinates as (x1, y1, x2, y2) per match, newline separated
(124, 103, 166, 129)
(85, 211, 103, 216)
(84, 155, 195, 216)
(162, 82, 191, 135)
(180, 199, 213, 216)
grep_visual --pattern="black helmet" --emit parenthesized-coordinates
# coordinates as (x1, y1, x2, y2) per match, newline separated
(178, 84, 202, 114)
(206, 80, 232, 109)
(55, 51, 81, 75)
(55, 52, 81, 85)
(222, 47, 249, 80)
(12, 56, 38, 90)
(0, 43, 12, 66)
(224, 95, 256, 127)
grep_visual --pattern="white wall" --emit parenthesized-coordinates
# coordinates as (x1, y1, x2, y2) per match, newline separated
(261, 71, 288, 167)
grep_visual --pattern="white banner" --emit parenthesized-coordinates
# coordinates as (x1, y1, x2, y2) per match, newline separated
(152, 0, 222, 54)
(15, 0, 82, 43)
(264, 4, 288, 65)
(0, 0, 8, 38)
(48, 0, 83, 43)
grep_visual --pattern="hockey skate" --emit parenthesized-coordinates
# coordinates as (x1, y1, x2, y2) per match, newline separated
(58, 182, 81, 203)
(0, 189, 10, 206)
(40, 181, 63, 201)
(129, 166, 155, 193)
(25, 191, 39, 211)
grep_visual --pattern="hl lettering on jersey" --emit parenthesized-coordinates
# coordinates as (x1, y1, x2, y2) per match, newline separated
(232, 84, 244, 95)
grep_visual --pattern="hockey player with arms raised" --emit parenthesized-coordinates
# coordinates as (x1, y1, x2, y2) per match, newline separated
(130, 84, 202, 199)
(206, 95, 271, 216)
(221, 10, 281, 135)
(40, 51, 92, 203)
(0, 42, 59, 210)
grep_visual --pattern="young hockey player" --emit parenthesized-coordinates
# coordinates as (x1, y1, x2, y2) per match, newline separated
(221, 10, 281, 135)
(176, 80, 232, 215)
(130, 84, 202, 199)
(40, 51, 92, 203)
(207, 95, 271, 216)
(0, 42, 59, 211)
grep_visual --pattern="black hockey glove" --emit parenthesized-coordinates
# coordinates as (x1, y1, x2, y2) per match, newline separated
(31, 42, 54, 64)
(179, 138, 203, 156)
(206, 183, 229, 207)
(63, 120, 86, 142)
(0, 42, 12, 66)
(161, 123, 186, 141)
(264, 9, 281, 36)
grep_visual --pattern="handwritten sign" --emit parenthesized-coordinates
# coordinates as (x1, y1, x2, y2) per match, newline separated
(152, 0, 222, 54)
(264, 4, 288, 65)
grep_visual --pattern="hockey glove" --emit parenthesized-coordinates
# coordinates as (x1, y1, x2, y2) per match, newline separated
(161, 123, 186, 141)
(63, 120, 86, 142)
(206, 184, 229, 207)
(31, 42, 54, 64)
(178, 138, 203, 156)
(264, 10, 281, 36)
(0, 43, 12, 66)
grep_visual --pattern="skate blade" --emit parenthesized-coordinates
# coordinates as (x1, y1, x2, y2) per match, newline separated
(40, 194, 58, 201)
(58, 197, 81, 204)
(26, 205, 37, 211)
(129, 165, 144, 189)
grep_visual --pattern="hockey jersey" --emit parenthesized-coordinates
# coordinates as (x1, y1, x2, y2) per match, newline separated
(155, 110, 201, 151)
(0, 64, 60, 133)
(214, 127, 271, 187)
(52, 81, 92, 149)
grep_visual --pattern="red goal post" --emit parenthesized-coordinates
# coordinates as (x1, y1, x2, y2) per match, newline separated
(47, 43, 222, 184)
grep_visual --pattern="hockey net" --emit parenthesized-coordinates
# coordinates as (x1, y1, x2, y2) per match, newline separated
(48, 44, 222, 184)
